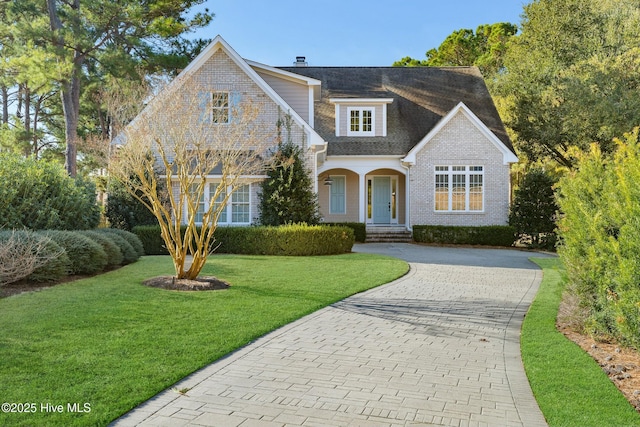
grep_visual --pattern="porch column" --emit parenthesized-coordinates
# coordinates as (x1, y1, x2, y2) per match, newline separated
(359, 172, 366, 223)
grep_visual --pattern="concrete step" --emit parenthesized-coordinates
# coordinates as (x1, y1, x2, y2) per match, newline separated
(365, 228, 413, 243)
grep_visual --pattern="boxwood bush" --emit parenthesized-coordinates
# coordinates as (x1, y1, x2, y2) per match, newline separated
(40, 230, 108, 275)
(413, 225, 516, 247)
(101, 228, 145, 257)
(94, 231, 138, 264)
(133, 224, 355, 256)
(324, 222, 366, 243)
(80, 230, 124, 267)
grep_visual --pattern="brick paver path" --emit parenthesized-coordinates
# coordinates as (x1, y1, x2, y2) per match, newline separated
(111, 244, 550, 427)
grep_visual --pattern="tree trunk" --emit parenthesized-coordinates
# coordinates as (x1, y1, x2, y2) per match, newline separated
(47, 0, 81, 177)
(61, 77, 80, 176)
(1, 86, 8, 124)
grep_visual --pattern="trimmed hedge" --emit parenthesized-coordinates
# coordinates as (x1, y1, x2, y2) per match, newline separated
(324, 222, 366, 243)
(81, 230, 124, 267)
(412, 225, 516, 247)
(133, 224, 355, 256)
(100, 228, 145, 257)
(41, 230, 108, 275)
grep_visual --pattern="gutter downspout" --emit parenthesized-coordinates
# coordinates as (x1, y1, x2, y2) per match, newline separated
(313, 141, 328, 193)
(401, 161, 413, 232)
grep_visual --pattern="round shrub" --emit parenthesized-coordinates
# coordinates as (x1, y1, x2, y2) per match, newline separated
(41, 230, 108, 275)
(28, 240, 71, 282)
(94, 230, 138, 264)
(0, 230, 71, 283)
(100, 228, 145, 257)
(80, 231, 124, 267)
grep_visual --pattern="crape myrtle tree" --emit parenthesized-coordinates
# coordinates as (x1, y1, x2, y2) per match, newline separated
(259, 114, 320, 226)
(109, 78, 277, 280)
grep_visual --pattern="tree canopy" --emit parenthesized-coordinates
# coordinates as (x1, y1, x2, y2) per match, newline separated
(0, 0, 213, 175)
(493, 0, 640, 167)
(392, 23, 517, 77)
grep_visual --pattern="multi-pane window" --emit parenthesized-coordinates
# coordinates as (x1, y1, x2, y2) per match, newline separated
(192, 184, 206, 223)
(231, 185, 250, 223)
(329, 176, 346, 214)
(434, 166, 484, 212)
(347, 107, 374, 136)
(211, 91, 229, 124)
(189, 183, 251, 225)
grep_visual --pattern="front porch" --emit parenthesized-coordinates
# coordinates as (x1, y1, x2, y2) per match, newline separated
(317, 166, 408, 226)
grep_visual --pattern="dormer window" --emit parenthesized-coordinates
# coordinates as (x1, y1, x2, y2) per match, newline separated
(348, 107, 374, 136)
(330, 98, 393, 137)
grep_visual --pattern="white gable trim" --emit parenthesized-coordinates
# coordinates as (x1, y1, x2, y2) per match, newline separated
(402, 102, 518, 165)
(166, 35, 325, 147)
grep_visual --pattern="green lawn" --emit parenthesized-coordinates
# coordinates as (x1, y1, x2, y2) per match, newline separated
(523, 258, 640, 427)
(0, 253, 408, 427)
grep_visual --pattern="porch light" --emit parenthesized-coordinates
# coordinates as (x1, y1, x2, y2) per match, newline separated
(323, 177, 333, 186)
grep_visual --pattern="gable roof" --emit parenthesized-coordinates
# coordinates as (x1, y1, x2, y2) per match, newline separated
(150, 35, 324, 147)
(404, 102, 518, 165)
(278, 66, 514, 157)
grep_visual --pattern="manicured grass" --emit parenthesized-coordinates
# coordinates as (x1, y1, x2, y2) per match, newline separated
(0, 253, 408, 427)
(523, 258, 640, 427)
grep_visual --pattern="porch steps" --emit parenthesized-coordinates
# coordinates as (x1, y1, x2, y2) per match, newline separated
(365, 226, 413, 243)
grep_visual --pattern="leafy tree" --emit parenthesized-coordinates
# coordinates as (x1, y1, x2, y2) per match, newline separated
(509, 168, 558, 249)
(493, 0, 640, 167)
(259, 136, 320, 226)
(392, 23, 517, 77)
(0, 153, 100, 230)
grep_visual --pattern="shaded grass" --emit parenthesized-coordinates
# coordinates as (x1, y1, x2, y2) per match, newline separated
(523, 258, 640, 427)
(0, 253, 408, 427)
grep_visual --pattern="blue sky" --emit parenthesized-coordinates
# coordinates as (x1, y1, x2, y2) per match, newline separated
(190, 0, 527, 66)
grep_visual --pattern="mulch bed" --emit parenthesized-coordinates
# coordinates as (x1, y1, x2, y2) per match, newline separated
(143, 276, 230, 291)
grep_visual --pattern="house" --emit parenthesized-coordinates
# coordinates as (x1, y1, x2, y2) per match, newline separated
(151, 35, 518, 233)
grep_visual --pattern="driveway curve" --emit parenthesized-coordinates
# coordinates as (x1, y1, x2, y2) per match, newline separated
(112, 243, 551, 427)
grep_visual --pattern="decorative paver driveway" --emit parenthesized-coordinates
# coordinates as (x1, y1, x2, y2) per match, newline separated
(111, 243, 551, 427)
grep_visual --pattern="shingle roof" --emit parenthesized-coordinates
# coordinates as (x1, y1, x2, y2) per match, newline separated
(277, 66, 514, 157)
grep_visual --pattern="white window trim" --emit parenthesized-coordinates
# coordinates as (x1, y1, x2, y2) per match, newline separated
(346, 107, 375, 137)
(329, 175, 346, 215)
(188, 181, 252, 225)
(434, 166, 484, 213)
(211, 91, 230, 124)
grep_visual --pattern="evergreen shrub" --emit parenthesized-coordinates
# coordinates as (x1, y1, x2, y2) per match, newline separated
(324, 222, 366, 243)
(98, 228, 145, 257)
(80, 231, 123, 267)
(134, 224, 355, 256)
(413, 225, 516, 247)
(0, 153, 100, 230)
(41, 230, 107, 275)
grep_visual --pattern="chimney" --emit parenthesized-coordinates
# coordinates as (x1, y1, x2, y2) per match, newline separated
(294, 56, 308, 67)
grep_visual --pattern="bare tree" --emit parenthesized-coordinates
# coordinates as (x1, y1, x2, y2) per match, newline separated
(109, 77, 277, 280)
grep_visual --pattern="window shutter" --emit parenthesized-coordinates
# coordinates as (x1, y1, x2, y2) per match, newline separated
(229, 91, 242, 123)
(197, 91, 210, 124)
